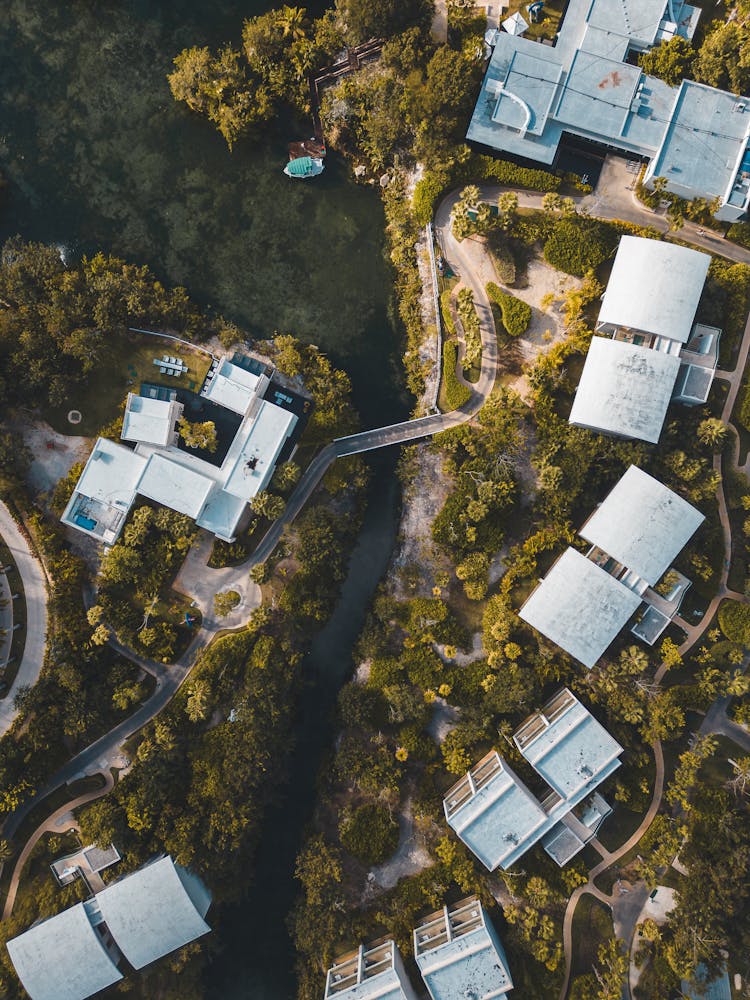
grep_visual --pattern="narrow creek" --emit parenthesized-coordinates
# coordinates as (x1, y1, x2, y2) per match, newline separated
(207, 450, 402, 998)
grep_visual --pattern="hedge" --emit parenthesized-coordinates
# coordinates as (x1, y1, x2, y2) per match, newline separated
(456, 287, 482, 368)
(473, 154, 562, 192)
(486, 282, 531, 337)
(441, 341, 472, 411)
(543, 216, 618, 277)
(718, 599, 750, 644)
(728, 221, 750, 250)
(440, 288, 456, 337)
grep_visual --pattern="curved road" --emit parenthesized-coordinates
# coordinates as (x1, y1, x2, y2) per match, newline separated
(0, 502, 48, 737)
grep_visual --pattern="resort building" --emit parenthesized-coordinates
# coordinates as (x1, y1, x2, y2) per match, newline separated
(467, 0, 750, 221)
(569, 237, 718, 444)
(413, 897, 513, 999)
(324, 939, 419, 1000)
(520, 465, 703, 666)
(62, 354, 299, 544)
(7, 856, 211, 1000)
(444, 689, 623, 869)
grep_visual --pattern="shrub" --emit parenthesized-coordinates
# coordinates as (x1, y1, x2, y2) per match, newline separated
(486, 283, 531, 337)
(456, 287, 482, 368)
(718, 600, 750, 644)
(441, 341, 472, 411)
(473, 155, 562, 192)
(440, 288, 456, 337)
(543, 217, 618, 276)
(339, 803, 399, 864)
(728, 221, 750, 250)
(487, 232, 516, 285)
(413, 173, 446, 226)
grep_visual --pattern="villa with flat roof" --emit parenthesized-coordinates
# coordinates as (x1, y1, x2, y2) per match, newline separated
(61, 355, 298, 544)
(324, 939, 419, 1000)
(444, 690, 623, 869)
(7, 856, 211, 1000)
(520, 465, 704, 666)
(569, 237, 718, 444)
(414, 898, 513, 999)
(468, 0, 750, 221)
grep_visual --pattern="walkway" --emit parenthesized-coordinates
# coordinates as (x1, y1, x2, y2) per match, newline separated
(558, 278, 750, 1000)
(2, 770, 115, 921)
(0, 502, 48, 737)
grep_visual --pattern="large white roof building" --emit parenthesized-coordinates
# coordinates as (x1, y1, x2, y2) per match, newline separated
(579, 464, 705, 586)
(468, 0, 750, 222)
(95, 856, 211, 970)
(519, 466, 703, 667)
(7, 856, 210, 1000)
(7, 901, 123, 1000)
(414, 898, 513, 1000)
(324, 939, 419, 1000)
(596, 238, 710, 343)
(569, 237, 717, 443)
(62, 354, 298, 544)
(444, 691, 623, 870)
(519, 547, 642, 669)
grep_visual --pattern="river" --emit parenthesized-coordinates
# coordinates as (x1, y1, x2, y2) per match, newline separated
(0, 2, 407, 997)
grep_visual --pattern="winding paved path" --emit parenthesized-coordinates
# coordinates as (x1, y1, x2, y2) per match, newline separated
(0, 502, 48, 737)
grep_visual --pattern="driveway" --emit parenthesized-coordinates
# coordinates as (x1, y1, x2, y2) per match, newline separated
(0, 503, 48, 736)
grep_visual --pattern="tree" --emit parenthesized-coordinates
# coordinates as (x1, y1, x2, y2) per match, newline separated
(497, 191, 518, 230)
(251, 490, 286, 520)
(214, 590, 241, 617)
(178, 417, 217, 452)
(638, 36, 694, 86)
(697, 417, 728, 451)
(338, 803, 399, 864)
(592, 939, 628, 1000)
(694, 21, 750, 95)
(660, 636, 683, 670)
(727, 755, 750, 797)
(335, 0, 432, 45)
(271, 460, 301, 492)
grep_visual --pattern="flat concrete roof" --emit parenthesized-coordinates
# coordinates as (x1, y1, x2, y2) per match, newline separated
(325, 941, 417, 1000)
(95, 856, 211, 970)
(555, 50, 641, 138)
(519, 547, 642, 668)
(585, 0, 667, 47)
(415, 901, 513, 1000)
(580, 465, 704, 585)
(7, 901, 123, 1000)
(517, 695, 624, 801)
(569, 336, 681, 443)
(444, 752, 550, 870)
(650, 80, 750, 202)
(70, 438, 147, 512)
(223, 401, 297, 501)
(597, 237, 710, 342)
(121, 394, 180, 447)
(138, 452, 215, 519)
(203, 358, 260, 414)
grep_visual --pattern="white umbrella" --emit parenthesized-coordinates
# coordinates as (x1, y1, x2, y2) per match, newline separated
(502, 11, 529, 35)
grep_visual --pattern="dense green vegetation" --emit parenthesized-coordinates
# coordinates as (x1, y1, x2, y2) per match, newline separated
(440, 341, 471, 411)
(543, 216, 618, 276)
(486, 282, 531, 337)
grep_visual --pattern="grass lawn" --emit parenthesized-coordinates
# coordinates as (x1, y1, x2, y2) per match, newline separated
(699, 733, 746, 787)
(571, 894, 613, 978)
(503, 0, 565, 42)
(41, 332, 213, 437)
(596, 795, 653, 854)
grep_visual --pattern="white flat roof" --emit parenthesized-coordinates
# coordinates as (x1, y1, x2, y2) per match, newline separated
(444, 753, 549, 870)
(203, 359, 260, 414)
(569, 336, 681, 443)
(415, 905, 513, 1000)
(580, 465, 704, 585)
(95, 856, 211, 970)
(325, 941, 415, 1000)
(223, 400, 297, 501)
(7, 902, 123, 1000)
(517, 695, 624, 802)
(196, 488, 248, 541)
(519, 547, 642, 668)
(138, 453, 215, 519)
(71, 438, 148, 510)
(598, 237, 710, 342)
(121, 394, 179, 447)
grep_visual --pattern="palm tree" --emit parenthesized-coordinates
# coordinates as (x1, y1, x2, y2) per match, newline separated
(278, 6, 307, 41)
(697, 417, 728, 450)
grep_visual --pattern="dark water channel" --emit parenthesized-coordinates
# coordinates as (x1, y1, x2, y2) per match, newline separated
(208, 453, 401, 999)
(0, 2, 409, 996)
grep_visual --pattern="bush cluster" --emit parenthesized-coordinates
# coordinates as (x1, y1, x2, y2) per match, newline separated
(338, 802, 400, 865)
(718, 599, 750, 644)
(456, 287, 482, 370)
(441, 341, 471, 410)
(486, 282, 531, 337)
(543, 216, 618, 277)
